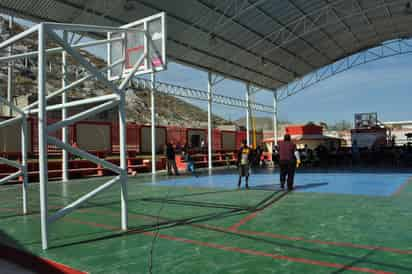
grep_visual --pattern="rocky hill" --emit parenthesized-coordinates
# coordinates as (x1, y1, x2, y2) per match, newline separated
(235, 116, 289, 131)
(0, 17, 227, 127)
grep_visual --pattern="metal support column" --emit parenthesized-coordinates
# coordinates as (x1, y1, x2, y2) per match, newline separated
(21, 117, 28, 214)
(151, 72, 156, 174)
(118, 80, 128, 230)
(7, 16, 13, 117)
(207, 72, 213, 170)
(273, 91, 278, 145)
(62, 31, 69, 182)
(245, 83, 251, 147)
(38, 24, 49, 250)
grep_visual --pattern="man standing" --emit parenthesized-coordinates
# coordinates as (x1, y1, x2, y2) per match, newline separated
(166, 143, 179, 176)
(278, 134, 299, 191)
(237, 140, 251, 189)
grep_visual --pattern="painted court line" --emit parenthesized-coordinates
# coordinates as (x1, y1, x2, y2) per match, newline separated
(74, 206, 412, 256)
(144, 231, 394, 274)
(228, 211, 258, 231)
(0, 242, 87, 274)
(231, 229, 412, 255)
(2, 203, 411, 257)
(0, 207, 16, 213)
(392, 177, 412, 196)
(228, 191, 288, 231)
(61, 217, 393, 274)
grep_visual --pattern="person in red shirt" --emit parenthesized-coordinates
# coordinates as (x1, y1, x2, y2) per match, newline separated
(278, 134, 300, 191)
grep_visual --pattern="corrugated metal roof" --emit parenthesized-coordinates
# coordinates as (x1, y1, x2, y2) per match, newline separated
(1, 0, 411, 92)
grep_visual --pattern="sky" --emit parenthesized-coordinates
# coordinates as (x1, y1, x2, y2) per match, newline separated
(154, 53, 412, 125)
(5, 14, 412, 125)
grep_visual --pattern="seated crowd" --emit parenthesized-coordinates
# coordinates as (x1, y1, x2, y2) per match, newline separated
(272, 142, 412, 168)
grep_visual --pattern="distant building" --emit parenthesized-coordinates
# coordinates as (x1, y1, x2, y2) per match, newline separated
(382, 121, 412, 146)
(350, 127, 387, 148)
(263, 123, 342, 150)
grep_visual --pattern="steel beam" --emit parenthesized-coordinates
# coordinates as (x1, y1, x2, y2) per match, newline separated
(118, 78, 128, 231)
(21, 117, 28, 214)
(0, 37, 124, 63)
(0, 171, 22, 185)
(47, 100, 119, 133)
(46, 29, 120, 94)
(43, 22, 142, 33)
(273, 92, 278, 145)
(62, 31, 69, 182)
(133, 77, 274, 113)
(27, 94, 119, 114)
(38, 23, 49, 250)
(48, 176, 120, 223)
(48, 136, 122, 174)
(0, 24, 38, 50)
(24, 58, 125, 112)
(277, 38, 412, 101)
(207, 72, 213, 170)
(151, 72, 156, 174)
(245, 84, 251, 147)
(7, 16, 14, 117)
(0, 156, 22, 169)
(0, 116, 22, 129)
(0, 96, 24, 115)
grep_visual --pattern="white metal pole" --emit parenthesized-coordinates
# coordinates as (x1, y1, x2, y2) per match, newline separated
(62, 31, 69, 182)
(246, 83, 251, 147)
(151, 72, 156, 174)
(273, 91, 278, 145)
(118, 87, 128, 230)
(38, 24, 49, 250)
(21, 117, 28, 214)
(207, 72, 213, 170)
(49, 176, 120, 223)
(7, 16, 14, 117)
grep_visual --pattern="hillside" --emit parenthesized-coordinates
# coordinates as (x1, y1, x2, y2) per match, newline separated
(235, 116, 289, 131)
(0, 17, 227, 127)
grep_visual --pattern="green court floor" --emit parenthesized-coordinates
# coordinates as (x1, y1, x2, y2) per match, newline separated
(0, 172, 411, 274)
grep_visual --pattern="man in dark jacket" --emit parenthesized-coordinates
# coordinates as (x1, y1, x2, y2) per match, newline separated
(237, 140, 252, 189)
(166, 143, 179, 176)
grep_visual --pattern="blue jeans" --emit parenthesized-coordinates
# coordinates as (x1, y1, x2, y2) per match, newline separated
(187, 161, 196, 176)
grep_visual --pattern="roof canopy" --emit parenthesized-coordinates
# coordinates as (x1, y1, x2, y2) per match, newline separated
(1, 0, 412, 90)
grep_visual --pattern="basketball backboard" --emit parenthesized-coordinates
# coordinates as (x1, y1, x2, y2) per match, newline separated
(354, 112, 378, 129)
(108, 12, 166, 80)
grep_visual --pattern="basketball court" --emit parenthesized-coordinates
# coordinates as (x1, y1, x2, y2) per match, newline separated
(1, 1, 412, 273)
(1, 170, 412, 273)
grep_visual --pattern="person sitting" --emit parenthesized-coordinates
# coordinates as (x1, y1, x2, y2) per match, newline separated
(182, 146, 197, 177)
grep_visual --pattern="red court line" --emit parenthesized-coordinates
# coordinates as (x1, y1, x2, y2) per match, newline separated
(0, 207, 16, 212)
(232, 229, 412, 255)
(143, 231, 394, 274)
(392, 177, 412, 196)
(61, 217, 394, 274)
(64, 217, 119, 231)
(228, 192, 287, 231)
(189, 223, 412, 256)
(228, 211, 258, 231)
(0, 242, 87, 274)
(76, 206, 412, 256)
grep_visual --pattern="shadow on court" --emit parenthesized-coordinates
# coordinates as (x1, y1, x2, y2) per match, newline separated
(50, 189, 289, 249)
